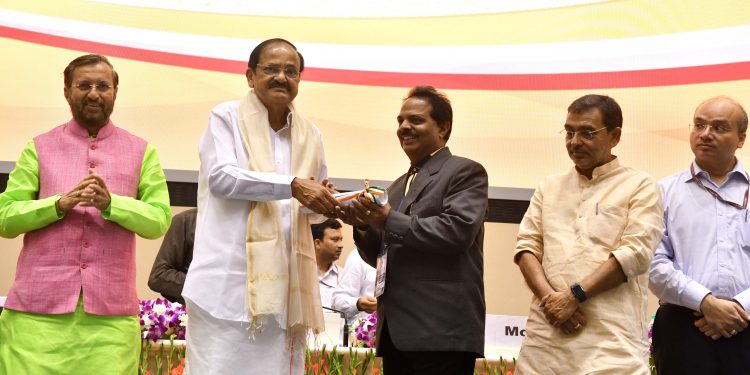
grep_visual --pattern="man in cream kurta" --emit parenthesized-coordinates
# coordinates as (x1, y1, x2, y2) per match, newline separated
(514, 94, 663, 374)
(182, 38, 340, 375)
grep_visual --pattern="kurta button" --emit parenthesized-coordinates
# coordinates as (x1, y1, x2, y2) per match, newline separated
(81, 263, 88, 269)
(83, 242, 90, 248)
(89, 162, 96, 168)
(90, 144, 97, 150)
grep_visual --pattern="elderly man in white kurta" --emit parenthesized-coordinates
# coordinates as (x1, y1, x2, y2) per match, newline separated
(513, 94, 663, 374)
(182, 38, 340, 375)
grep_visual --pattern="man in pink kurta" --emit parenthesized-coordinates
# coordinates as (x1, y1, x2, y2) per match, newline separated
(0, 54, 171, 374)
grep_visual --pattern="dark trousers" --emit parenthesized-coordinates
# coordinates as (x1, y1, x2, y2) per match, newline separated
(653, 304, 750, 375)
(380, 320, 476, 375)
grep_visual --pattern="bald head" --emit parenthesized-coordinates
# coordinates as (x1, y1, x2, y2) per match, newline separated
(695, 96, 748, 133)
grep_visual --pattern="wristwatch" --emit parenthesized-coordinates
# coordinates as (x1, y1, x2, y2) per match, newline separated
(570, 282, 587, 303)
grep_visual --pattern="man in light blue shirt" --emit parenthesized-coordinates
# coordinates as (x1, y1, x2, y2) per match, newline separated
(649, 96, 750, 375)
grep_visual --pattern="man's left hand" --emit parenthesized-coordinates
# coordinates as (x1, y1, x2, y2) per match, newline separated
(541, 290, 579, 327)
(79, 172, 111, 211)
(696, 295, 750, 339)
(350, 197, 390, 230)
(559, 310, 587, 335)
(356, 296, 378, 313)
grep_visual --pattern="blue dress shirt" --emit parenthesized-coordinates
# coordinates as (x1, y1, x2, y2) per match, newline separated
(649, 160, 750, 312)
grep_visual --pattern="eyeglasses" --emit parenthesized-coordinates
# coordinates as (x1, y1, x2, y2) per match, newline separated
(73, 82, 113, 93)
(690, 123, 732, 135)
(560, 127, 608, 140)
(256, 64, 300, 79)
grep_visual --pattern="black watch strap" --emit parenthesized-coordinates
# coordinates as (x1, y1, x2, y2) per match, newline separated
(570, 282, 587, 303)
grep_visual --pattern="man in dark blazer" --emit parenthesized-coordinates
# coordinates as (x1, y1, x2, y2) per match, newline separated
(341, 86, 488, 374)
(148, 207, 197, 305)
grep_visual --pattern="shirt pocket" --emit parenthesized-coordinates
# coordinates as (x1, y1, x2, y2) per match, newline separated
(586, 204, 628, 249)
(737, 216, 750, 251)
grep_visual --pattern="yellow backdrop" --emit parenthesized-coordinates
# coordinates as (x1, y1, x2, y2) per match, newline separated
(0, 0, 746, 315)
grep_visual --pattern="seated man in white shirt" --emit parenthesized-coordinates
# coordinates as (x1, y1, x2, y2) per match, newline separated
(332, 249, 377, 324)
(312, 219, 344, 308)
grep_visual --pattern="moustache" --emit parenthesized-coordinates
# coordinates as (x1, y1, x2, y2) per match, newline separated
(269, 81, 291, 91)
(399, 131, 417, 138)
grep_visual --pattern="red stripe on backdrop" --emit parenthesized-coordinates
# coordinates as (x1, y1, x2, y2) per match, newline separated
(0, 25, 244, 73)
(306, 63, 750, 90)
(2, 25, 750, 90)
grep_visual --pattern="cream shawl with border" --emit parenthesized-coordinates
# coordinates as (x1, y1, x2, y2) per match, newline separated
(237, 90, 324, 335)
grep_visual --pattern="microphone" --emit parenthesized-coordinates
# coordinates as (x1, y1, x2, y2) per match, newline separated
(322, 306, 349, 346)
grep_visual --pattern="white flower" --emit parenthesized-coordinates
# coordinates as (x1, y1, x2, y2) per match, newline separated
(179, 313, 189, 327)
(153, 303, 168, 316)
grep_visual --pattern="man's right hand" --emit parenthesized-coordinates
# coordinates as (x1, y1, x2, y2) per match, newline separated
(56, 177, 97, 214)
(356, 296, 377, 313)
(291, 177, 340, 215)
(336, 204, 369, 228)
(696, 294, 750, 339)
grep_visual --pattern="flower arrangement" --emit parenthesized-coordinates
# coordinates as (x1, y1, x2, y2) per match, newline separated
(139, 338, 185, 375)
(305, 345, 381, 375)
(138, 298, 187, 375)
(476, 357, 515, 375)
(350, 312, 377, 348)
(139, 298, 187, 342)
(648, 315, 656, 374)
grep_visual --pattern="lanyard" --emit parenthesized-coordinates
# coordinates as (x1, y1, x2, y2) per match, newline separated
(689, 164, 749, 211)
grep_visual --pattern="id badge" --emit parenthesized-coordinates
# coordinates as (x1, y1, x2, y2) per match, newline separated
(374, 249, 387, 297)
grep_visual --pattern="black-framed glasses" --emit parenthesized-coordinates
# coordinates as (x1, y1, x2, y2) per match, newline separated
(256, 64, 300, 79)
(560, 127, 608, 140)
(73, 82, 113, 93)
(690, 123, 732, 135)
